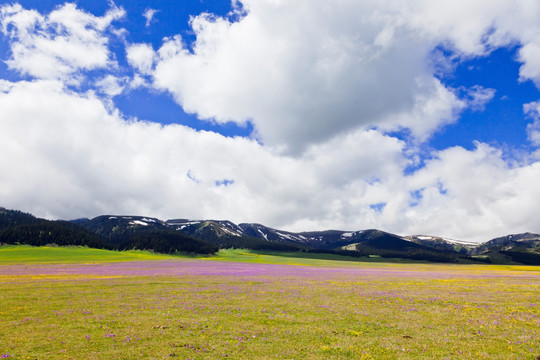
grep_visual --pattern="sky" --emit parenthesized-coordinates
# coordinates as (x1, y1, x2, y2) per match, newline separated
(1, 0, 540, 242)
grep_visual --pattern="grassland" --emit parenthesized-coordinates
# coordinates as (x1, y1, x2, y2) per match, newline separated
(0, 246, 539, 359)
(0, 245, 173, 264)
(0, 246, 395, 266)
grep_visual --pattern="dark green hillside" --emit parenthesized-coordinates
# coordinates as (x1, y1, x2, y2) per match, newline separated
(499, 250, 540, 265)
(352, 229, 429, 250)
(0, 220, 111, 249)
(473, 233, 540, 254)
(1, 208, 110, 249)
(0, 207, 40, 230)
(348, 230, 480, 263)
(471, 233, 540, 265)
(477, 249, 540, 265)
(117, 229, 218, 254)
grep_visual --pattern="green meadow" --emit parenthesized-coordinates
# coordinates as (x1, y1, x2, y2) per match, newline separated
(0, 246, 539, 359)
(0, 246, 428, 266)
(0, 245, 171, 264)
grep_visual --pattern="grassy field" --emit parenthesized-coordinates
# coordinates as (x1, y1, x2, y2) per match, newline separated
(0, 246, 539, 359)
(0, 246, 401, 266)
(203, 249, 415, 266)
(207, 249, 540, 272)
(0, 245, 173, 264)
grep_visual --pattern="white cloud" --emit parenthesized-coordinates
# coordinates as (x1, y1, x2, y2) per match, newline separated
(143, 8, 159, 27)
(0, 79, 14, 92)
(0, 3, 125, 82)
(151, 1, 448, 152)
(519, 42, 540, 87)
(400, 143, 540, 241)
(465, 85, 496, 111)
(377, 78, 465, 141)
(406, 0, 540, 85)
(147, 0, 540, 153)
(404, 0, 513, 56)
(0, 79, 406, 228)
(2, 79, 540, 242)
(129, 74, 148, 89)
(95, 75, 127, 97)
(126, 43, 156, 75)
(524, 100, 540, 146)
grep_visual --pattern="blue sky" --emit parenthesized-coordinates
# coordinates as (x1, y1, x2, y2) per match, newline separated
(434, 46, 539, 151)
(2, 0, 540, 242)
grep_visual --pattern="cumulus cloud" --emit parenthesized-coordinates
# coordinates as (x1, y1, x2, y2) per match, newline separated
(126, 43, 156, 75)
(377, 78, 465, 141)
(401, 143, 540, 241)
(145, 0, 540, 153)
(0, 79, 406, 227)
(0, 3, 124, 82)
(1, 79, 540, 241)
(406, 0, 540, 84)
(151, 1, 445, 152)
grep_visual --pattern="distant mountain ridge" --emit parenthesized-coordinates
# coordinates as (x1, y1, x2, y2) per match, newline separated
(148, 215, 540, 264)
(1, 207, 540, 264)
(0, 209, 217, 255)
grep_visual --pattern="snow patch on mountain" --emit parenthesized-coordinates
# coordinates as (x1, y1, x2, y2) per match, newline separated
(130, 220, 148, 226)
(257, 228, 268, 240)
(221, 227, 241, 237)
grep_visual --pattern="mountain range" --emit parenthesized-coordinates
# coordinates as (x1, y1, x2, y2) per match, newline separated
(1, 207, 540, 265)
